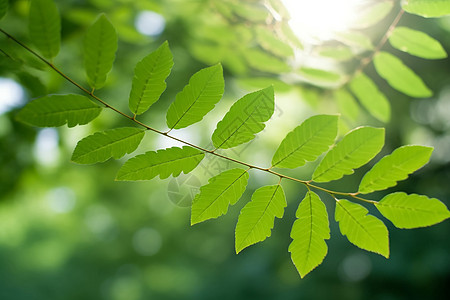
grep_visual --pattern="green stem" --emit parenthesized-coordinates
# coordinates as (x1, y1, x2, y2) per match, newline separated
(0, 27, 377, 206)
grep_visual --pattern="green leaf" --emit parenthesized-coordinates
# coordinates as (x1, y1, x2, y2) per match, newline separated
(376, 192, 450, 228)
(373, 51, 432, 98)
(166, 64, 224, 129)
(271, 115, 338, 169)
(359, 145, 433, 194)
(71, 127, 145, 164)
(318, 46, 354, 61)
(0, 0, 8, 20)
(335, 31, 374, 51)
(128, 41, 173, 115)
(389, 27, 447, 59)
(312, 127, 385, 182)
(84, 14, 118, 89)
(335, 199, 389, 258)
(28, 0, 61, 59)
(334, 89, 360, 122)
(191, 168, 249, 225)
(255, 26, 294, 58)
(212, 86, 274, 149)
(116, 146, 204, 181)
(235, 184, 286, 253)
(402, 0, 450, 18)
(352, 1, 394, 29)
(243, 48, 291, 73)
(16, 94, 102, 127)
(349, 72, 391, 122)
(289, 191, 330, 278)
(298, 67, 342, 86)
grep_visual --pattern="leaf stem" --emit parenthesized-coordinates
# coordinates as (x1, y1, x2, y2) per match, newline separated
(0, 27, 377, 206)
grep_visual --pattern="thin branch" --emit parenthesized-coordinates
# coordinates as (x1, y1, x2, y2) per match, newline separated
(0, 27, 378, 205)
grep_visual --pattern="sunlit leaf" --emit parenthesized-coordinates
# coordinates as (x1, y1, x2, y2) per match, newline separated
(376, 192, 450, 228)
(191, 168, 249, 225)
(373, 52, 432, 98)
(116, 146, 204, 181)
(318, 46, 354, 61)
(0, 0, 8, 20)
(334, 89, 359, 121)
(402, 0, 450, 18)
(229, 2, 268, 22)
(166, 64, 224, 129)
(281, 22, 303, 50)
(16, 94, 102, 127)
(235, 184, 286, 253)
(71, 127, 145, 164)
(312, 127, 385, 182)
(212, 86, 274, 149)
(244, 48, 291, 73)
(289, 191, 330, 278)
(335, 199, 389, 257)
(128, 41, 173, 115)
(255, 26, 294, 58)
(28, 0, 60, 59)
(335, 31, 374, 51)
(349, 72, 391, 122)
(389, 27, 447, 59)
(271, 115, 338, 169)
(352, 1, 393, 29)
(298, 67, 342, 86)
(359, 145, 433, 194)
(84, 14, 118, 89)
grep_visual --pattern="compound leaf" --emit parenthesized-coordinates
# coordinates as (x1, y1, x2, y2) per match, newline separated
(376, 192, 450, 228)
(84, 14, 118, 89)
(72, 127, 145, 164)
(402, 0, 450, 18)
(349, 72, 391, 122)
(373, 51, 432, 98)
(166, 64, 224, 129)
(312, 127, 384, 182)
(28, 0, 60, 59)
(16, 94, 102, 127)
(235, 184, 286, 253)
(389, 27, 447, 59)
(0, 0, 8, 20)
(359, 145, 433, 194)
(289, 191, 330, 278)
(335, 199, 389, 258)
(191, 168, 249, 225)
(116, 146, 204, 181)
(129, 41, 173, 115)
(271, 115, 338, 169)
(212, 86, 274, 149)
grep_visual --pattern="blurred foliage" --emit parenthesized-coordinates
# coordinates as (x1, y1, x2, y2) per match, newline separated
(0, 0, 449, 299)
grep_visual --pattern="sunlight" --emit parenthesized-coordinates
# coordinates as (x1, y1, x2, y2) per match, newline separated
(281, 0, 364, 42)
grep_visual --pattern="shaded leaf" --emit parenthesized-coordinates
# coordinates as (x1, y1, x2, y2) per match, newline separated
(289, 191, 330, 278)
(376, 192, 450, 228)
(16, 94, 102, 127)
(373, 51, 432, 98)
(116, 146, 204, 181)
(84, 14, 118, 89)
(28, 0, 60, 59)
(271, 115, 338, 168)
(312, 127, 385, 182)
(334, 89, 359, 121)
(402, 0, 450, 18)
(335, 199, 389, 257)
(389, 27, 447, 59)
(191, 168, 249, 225)
(235, 184, 286, 253)
(212, 86, 274, 149)
(166, 64, 224, 129)
(72, 127, 145, 164)
(359, 145, 433, 194)
(0, 0, 8, 20)
(349, 72, 391, 122)
(129, 41, 173, 115)
(352, 1, 394, 29)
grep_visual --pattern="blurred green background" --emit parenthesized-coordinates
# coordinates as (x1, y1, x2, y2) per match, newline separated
(0, 0, 449, 299)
